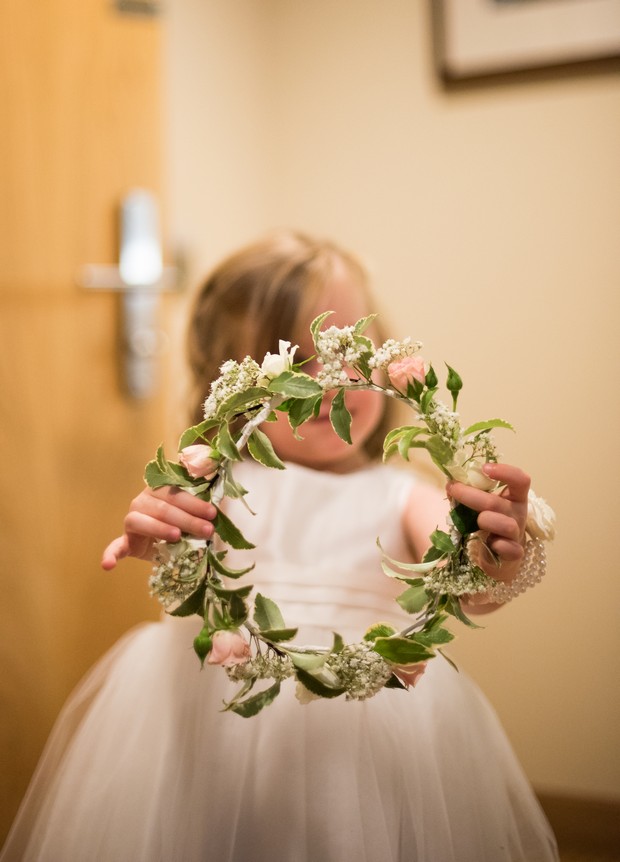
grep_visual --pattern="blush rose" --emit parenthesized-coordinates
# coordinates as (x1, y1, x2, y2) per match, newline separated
(393, 662, 427, 689)
(179, 444, 219, 479)
(207, 629, 251, 667)
(387, 356, 427, 391)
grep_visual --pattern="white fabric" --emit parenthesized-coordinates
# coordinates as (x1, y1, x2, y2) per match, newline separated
(1, 461, 558, 862)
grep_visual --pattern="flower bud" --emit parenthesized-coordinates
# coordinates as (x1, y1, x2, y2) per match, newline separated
(207, 629, 251, 667)
(179, 444, 219, 479)
(193, 627, 213, 666)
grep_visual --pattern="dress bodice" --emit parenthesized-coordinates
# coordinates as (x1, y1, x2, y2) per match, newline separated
(224, 460, 417, 639)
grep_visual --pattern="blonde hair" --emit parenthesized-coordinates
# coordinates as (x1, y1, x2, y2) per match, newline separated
(187, 229, 392, 459)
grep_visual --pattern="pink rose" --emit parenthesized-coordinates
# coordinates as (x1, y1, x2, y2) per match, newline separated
(393, 662, 427, 689)
(207, 629, 251, 667)
(387, 356, 427, 391)
(179, 444, 219, 479)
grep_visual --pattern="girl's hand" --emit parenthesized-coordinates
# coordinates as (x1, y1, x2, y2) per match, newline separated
(446, 462, 530, 583)
(101, 487, 217, 571)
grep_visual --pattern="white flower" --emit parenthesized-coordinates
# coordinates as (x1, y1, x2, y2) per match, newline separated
(526, 490, 556, 541)
(445, 449, 498, 491)
(258, 340, 298, 386)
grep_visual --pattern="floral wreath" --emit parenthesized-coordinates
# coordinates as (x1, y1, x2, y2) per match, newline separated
(147, 312, 555, 717)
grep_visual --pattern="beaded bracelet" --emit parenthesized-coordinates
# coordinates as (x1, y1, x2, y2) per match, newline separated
(485, 537, 547, 603)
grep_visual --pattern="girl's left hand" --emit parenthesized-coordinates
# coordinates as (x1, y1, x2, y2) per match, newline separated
(446, 462, 530, 580)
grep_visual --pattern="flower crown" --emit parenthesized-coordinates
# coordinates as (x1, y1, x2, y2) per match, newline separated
(146, 313, 555, 717)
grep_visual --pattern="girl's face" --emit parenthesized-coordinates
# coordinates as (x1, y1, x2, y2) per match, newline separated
(261, 261, 385, 473)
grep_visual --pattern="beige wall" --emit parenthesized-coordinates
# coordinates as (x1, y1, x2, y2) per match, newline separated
(164, 0, 620, 798)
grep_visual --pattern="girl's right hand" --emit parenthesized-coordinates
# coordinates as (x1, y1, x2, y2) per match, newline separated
(101, 487, 217, 571)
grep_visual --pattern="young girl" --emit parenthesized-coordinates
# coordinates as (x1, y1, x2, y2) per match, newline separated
(2, 231, 558, 861)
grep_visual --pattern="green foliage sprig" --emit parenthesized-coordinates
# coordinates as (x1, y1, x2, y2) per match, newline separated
(146, 313, 514, 716)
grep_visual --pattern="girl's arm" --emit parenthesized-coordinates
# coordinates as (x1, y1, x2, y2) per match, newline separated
(101, 487, 216, 570)
(401, 462, 530, 615)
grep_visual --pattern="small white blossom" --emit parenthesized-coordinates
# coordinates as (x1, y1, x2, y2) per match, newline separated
(325, 643, 392, 700)
(422, 556, 492, 597)
(203, 356, 262, 419)
(368, 337, 422, 371)
(314, 325, 370, 390)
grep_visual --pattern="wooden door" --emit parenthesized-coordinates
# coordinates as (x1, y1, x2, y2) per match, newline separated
(0, 0, 171, 840)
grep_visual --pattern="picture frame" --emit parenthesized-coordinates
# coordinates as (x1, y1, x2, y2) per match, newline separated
(435, 0, 620, 79)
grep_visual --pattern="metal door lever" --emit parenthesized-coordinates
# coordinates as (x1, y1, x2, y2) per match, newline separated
(79, 189, 182, 398)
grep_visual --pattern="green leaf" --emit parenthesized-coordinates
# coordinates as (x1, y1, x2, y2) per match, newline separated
(430, 529, 457, 554)
(414, 626, 455, 647)
(422, 544, 446, 563)
(228, 681, 281, 718)
(420, 387, 437, 414)
(445, 596, 483, 629)
(310, 310, 334, 345)
(253, 593, 287, 632)
(364, 623, 397, 642)
(145, 446, 195, 490)
(372, 637, 435, 665)
(331, 632, 345, 653)
(211, 584, 253, 600)
(377, 538, 438, 574)
(295, 668, 346, 699)
(463, 418, 515, 436)
(207, 549, 254, 579)
(169, 582, 207, 617)
(178, 419, 219, 450)
(217, 423, 242, 462)
(424, 435, 454, 470)
(144, 460, 176, 490)
(381, 560, 434, 583)
(287, 394, 323, 430)
(247, 428, 286, 469)
(222, 467, 251, 504)
(438, 648, 459, 672)
(396, 584, 430, 614)
(228, 593, 250, 625)
(269, 371, 323, 399)
(397, 426, 427, 462)
(353, 313, 377, 335)
(213, 508, 256, 550)
(286, 650, 328, 672)
(450, 504, 479, 536)
(329, 388, 352, 444)
(217, 387, 269, 418)
(259, 627, 299, 643)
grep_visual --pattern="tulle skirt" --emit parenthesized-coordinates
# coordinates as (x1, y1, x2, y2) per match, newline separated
(1, 615, 558, 862)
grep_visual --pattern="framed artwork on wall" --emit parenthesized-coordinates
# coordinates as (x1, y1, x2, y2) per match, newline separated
(436, 0, 620, 79)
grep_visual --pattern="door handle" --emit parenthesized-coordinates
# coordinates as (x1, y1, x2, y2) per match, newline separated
(79, 189, 183, 398)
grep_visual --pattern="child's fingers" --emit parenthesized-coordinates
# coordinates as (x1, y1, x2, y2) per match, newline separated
(154, 486, 217, 520)
(476, 509, 522, 543)
(128, 490, 215, 540)
(482, 463, 530, 503)
(101, 536, 130, 571)
(482, 535, 525, 564)
(446, 481, 509, 516)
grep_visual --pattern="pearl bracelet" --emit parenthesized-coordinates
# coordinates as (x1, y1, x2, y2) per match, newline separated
(485, 537, 547, 603)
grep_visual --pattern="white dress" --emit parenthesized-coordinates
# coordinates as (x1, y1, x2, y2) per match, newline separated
(1, 462, 559, 862)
